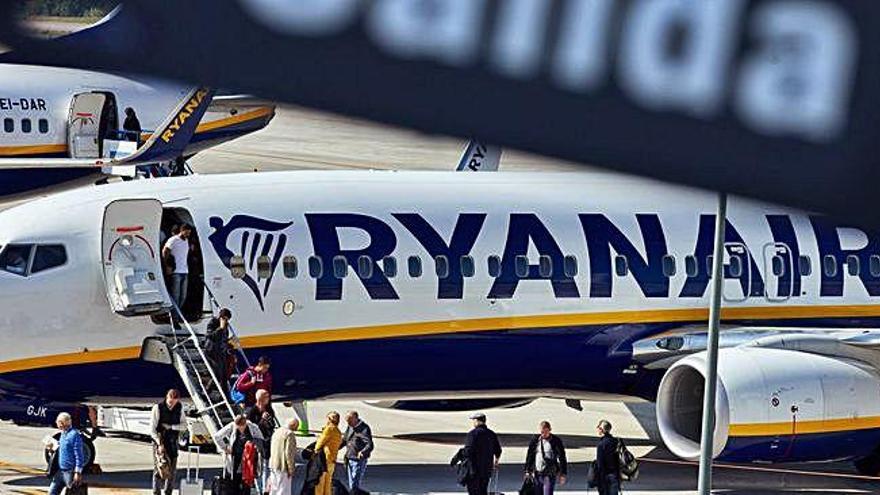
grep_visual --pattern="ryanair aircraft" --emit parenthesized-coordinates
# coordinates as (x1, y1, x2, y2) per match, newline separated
(0, 63, 275, 198)
(1, 170, 880, 473)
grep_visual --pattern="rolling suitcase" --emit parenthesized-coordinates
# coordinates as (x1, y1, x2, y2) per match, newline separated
(212, 454, 237, 495)
(179, 446, 204, 495)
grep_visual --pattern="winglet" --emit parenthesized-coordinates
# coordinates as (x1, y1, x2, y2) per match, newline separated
(456, 139, 502, 171)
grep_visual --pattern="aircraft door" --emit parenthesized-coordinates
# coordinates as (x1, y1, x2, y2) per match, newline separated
(764, 243, 793, 302)
(102, 199, 171, 316)
(722, 242, 751, 302)
(68, 92, 118, 158)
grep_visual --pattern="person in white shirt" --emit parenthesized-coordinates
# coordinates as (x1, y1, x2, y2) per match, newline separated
(162, 224, 193, 312)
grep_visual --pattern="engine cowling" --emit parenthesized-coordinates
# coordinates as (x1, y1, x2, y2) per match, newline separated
(656, 347, 880, 463)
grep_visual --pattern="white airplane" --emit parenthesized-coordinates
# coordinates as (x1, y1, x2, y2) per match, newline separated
(1, 169, 880, 475)
(0, 63, 275, 198)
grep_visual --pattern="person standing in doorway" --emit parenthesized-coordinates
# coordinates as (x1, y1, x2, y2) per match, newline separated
(464, 413, 502, 495)
(343, 410, 374, 493)
(123, 107, 142, 143)
(524, 421, 567, 495)
(162, 224, 192, 316)
(150, 389, 185, 495)
(595, 420, 621, 495)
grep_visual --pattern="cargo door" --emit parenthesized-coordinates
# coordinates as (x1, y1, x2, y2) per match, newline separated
(102, 199, 170, 316)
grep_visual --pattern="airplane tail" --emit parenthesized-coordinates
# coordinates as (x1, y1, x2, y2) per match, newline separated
(456, 139, 502, 171)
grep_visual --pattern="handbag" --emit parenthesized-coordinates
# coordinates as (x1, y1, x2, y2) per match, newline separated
(519, 475, 536, 495)
(587, 460, 599, 488)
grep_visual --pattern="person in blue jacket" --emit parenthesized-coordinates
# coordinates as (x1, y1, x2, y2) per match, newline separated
(48, 412, 85, 495)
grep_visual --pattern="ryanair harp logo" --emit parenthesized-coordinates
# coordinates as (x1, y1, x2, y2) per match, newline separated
(208, 215, 293, 311)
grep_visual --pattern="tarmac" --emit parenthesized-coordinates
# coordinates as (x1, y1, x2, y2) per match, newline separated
(1, 107, 880, 493)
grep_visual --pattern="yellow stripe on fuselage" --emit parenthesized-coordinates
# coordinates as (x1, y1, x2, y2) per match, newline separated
(729, 416, 880, 437)
(2, 303, 880, 374)
(0, 107, 274, 157)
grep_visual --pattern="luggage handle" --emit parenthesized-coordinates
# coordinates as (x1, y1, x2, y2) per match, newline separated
(187, 445, 200, 481)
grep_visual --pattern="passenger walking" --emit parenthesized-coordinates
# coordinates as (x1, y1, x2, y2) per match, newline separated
(524, 421, 567, 495)
(205, 308, 232, 383)
(595, 420, 621, 495)
(343, 410, 374, 493)
(216, 414, 265, 495)
(463, 413, 502, 495)
(162, 224, 193, 312)
(47, 412, 85, 495)
(150, 389, 185, 495)
(314, 411, 343, 495)
(234, 355, 273, 407)
(246, 389, 277, 493)
(267, 418, 299, 495)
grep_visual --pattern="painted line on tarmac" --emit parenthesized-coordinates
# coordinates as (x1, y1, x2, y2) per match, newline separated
(0, 459, 140, 493)
(641, 457, 880, 481)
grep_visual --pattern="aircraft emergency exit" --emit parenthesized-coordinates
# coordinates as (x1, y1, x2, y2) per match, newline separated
(2, 170, 880, 474)
(0, 63, 275, 197)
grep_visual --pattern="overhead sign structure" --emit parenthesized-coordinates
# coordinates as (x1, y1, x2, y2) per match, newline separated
(2, 1, 880, 224)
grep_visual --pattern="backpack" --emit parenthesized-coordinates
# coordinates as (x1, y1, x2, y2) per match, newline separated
(616, 438, 639, 481)
(241, 441, 258, 487)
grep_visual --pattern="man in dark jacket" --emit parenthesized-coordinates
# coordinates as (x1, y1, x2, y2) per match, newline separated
(204, 308, 232, 383)
(463, 413, 502, 495)
(344, 410, 374, 493)
(524, 421, 567, 494)
(595, 419, 620, 495)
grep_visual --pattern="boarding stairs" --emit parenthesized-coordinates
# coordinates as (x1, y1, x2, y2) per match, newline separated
(167, 303, 237, 444)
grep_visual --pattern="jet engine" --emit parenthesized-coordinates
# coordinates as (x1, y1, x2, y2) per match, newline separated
(656, 347, 880, 464)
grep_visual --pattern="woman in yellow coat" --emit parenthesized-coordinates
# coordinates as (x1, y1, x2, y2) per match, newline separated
(314, 411, 343, 495)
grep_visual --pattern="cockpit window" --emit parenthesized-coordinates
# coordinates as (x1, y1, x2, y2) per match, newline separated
(0, 244, 33, 276)
(31, 245, 67, 274)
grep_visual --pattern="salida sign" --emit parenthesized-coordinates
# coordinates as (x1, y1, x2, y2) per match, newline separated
(2, 0, 879, 224)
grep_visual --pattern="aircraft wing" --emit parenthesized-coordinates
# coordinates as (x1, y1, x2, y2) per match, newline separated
(210, 95, 275, 113)
(456, 139, 502, 172)
(0, 86, 215, 175)
(632, 325, 880, 370)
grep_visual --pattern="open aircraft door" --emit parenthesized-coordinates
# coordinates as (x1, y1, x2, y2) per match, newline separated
(68, 92, 118, 158)
(102, 199, 171, 316)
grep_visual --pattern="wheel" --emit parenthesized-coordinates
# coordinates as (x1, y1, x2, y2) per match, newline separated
(44, 431, 97, 467)
(855, 449, 880, 476)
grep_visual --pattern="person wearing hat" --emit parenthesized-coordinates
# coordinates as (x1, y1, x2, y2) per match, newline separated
(463, 412, 502, 495)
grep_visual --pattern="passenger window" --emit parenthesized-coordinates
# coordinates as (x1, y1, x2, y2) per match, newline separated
(21, 119, 31, 133)
(515, 255, 529, 278)
(382, 256, 397, 278)
(38, 118, 49, 134)
(662, 255, 676, 277)
(615, 255, 628, 276)
(31, 245, 67, 274)
(539, 255, 552, 278)
(308, 256, 323, 278)
(230, 255, 246, 279)
(706, 255, 714, 275)
(408, 256, 422, 278)
(333, 255, 348, 278)
(563, 255, 578, 277)
(823, 255, 837, 277)
(685, 255, 698, 277)
(798, 255, 812, 276)
(357, 255, 373, 279)
(256, 256, 272, 279)
(488, 255, 501, 278)
(871, 255, 880, 277)
(282, 255, 298, 278)
(0, 244, 33, 276)
(4, 118, 13, 133)
(772, 255, 785, 277)
(728, 257, 743, 278)
(846, 255, 860, 276)
(435, 255, 450, 279)
(460, 255, 475, 278)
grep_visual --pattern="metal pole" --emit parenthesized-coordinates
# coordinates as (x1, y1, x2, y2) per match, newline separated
(697, 192, 727, 494)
